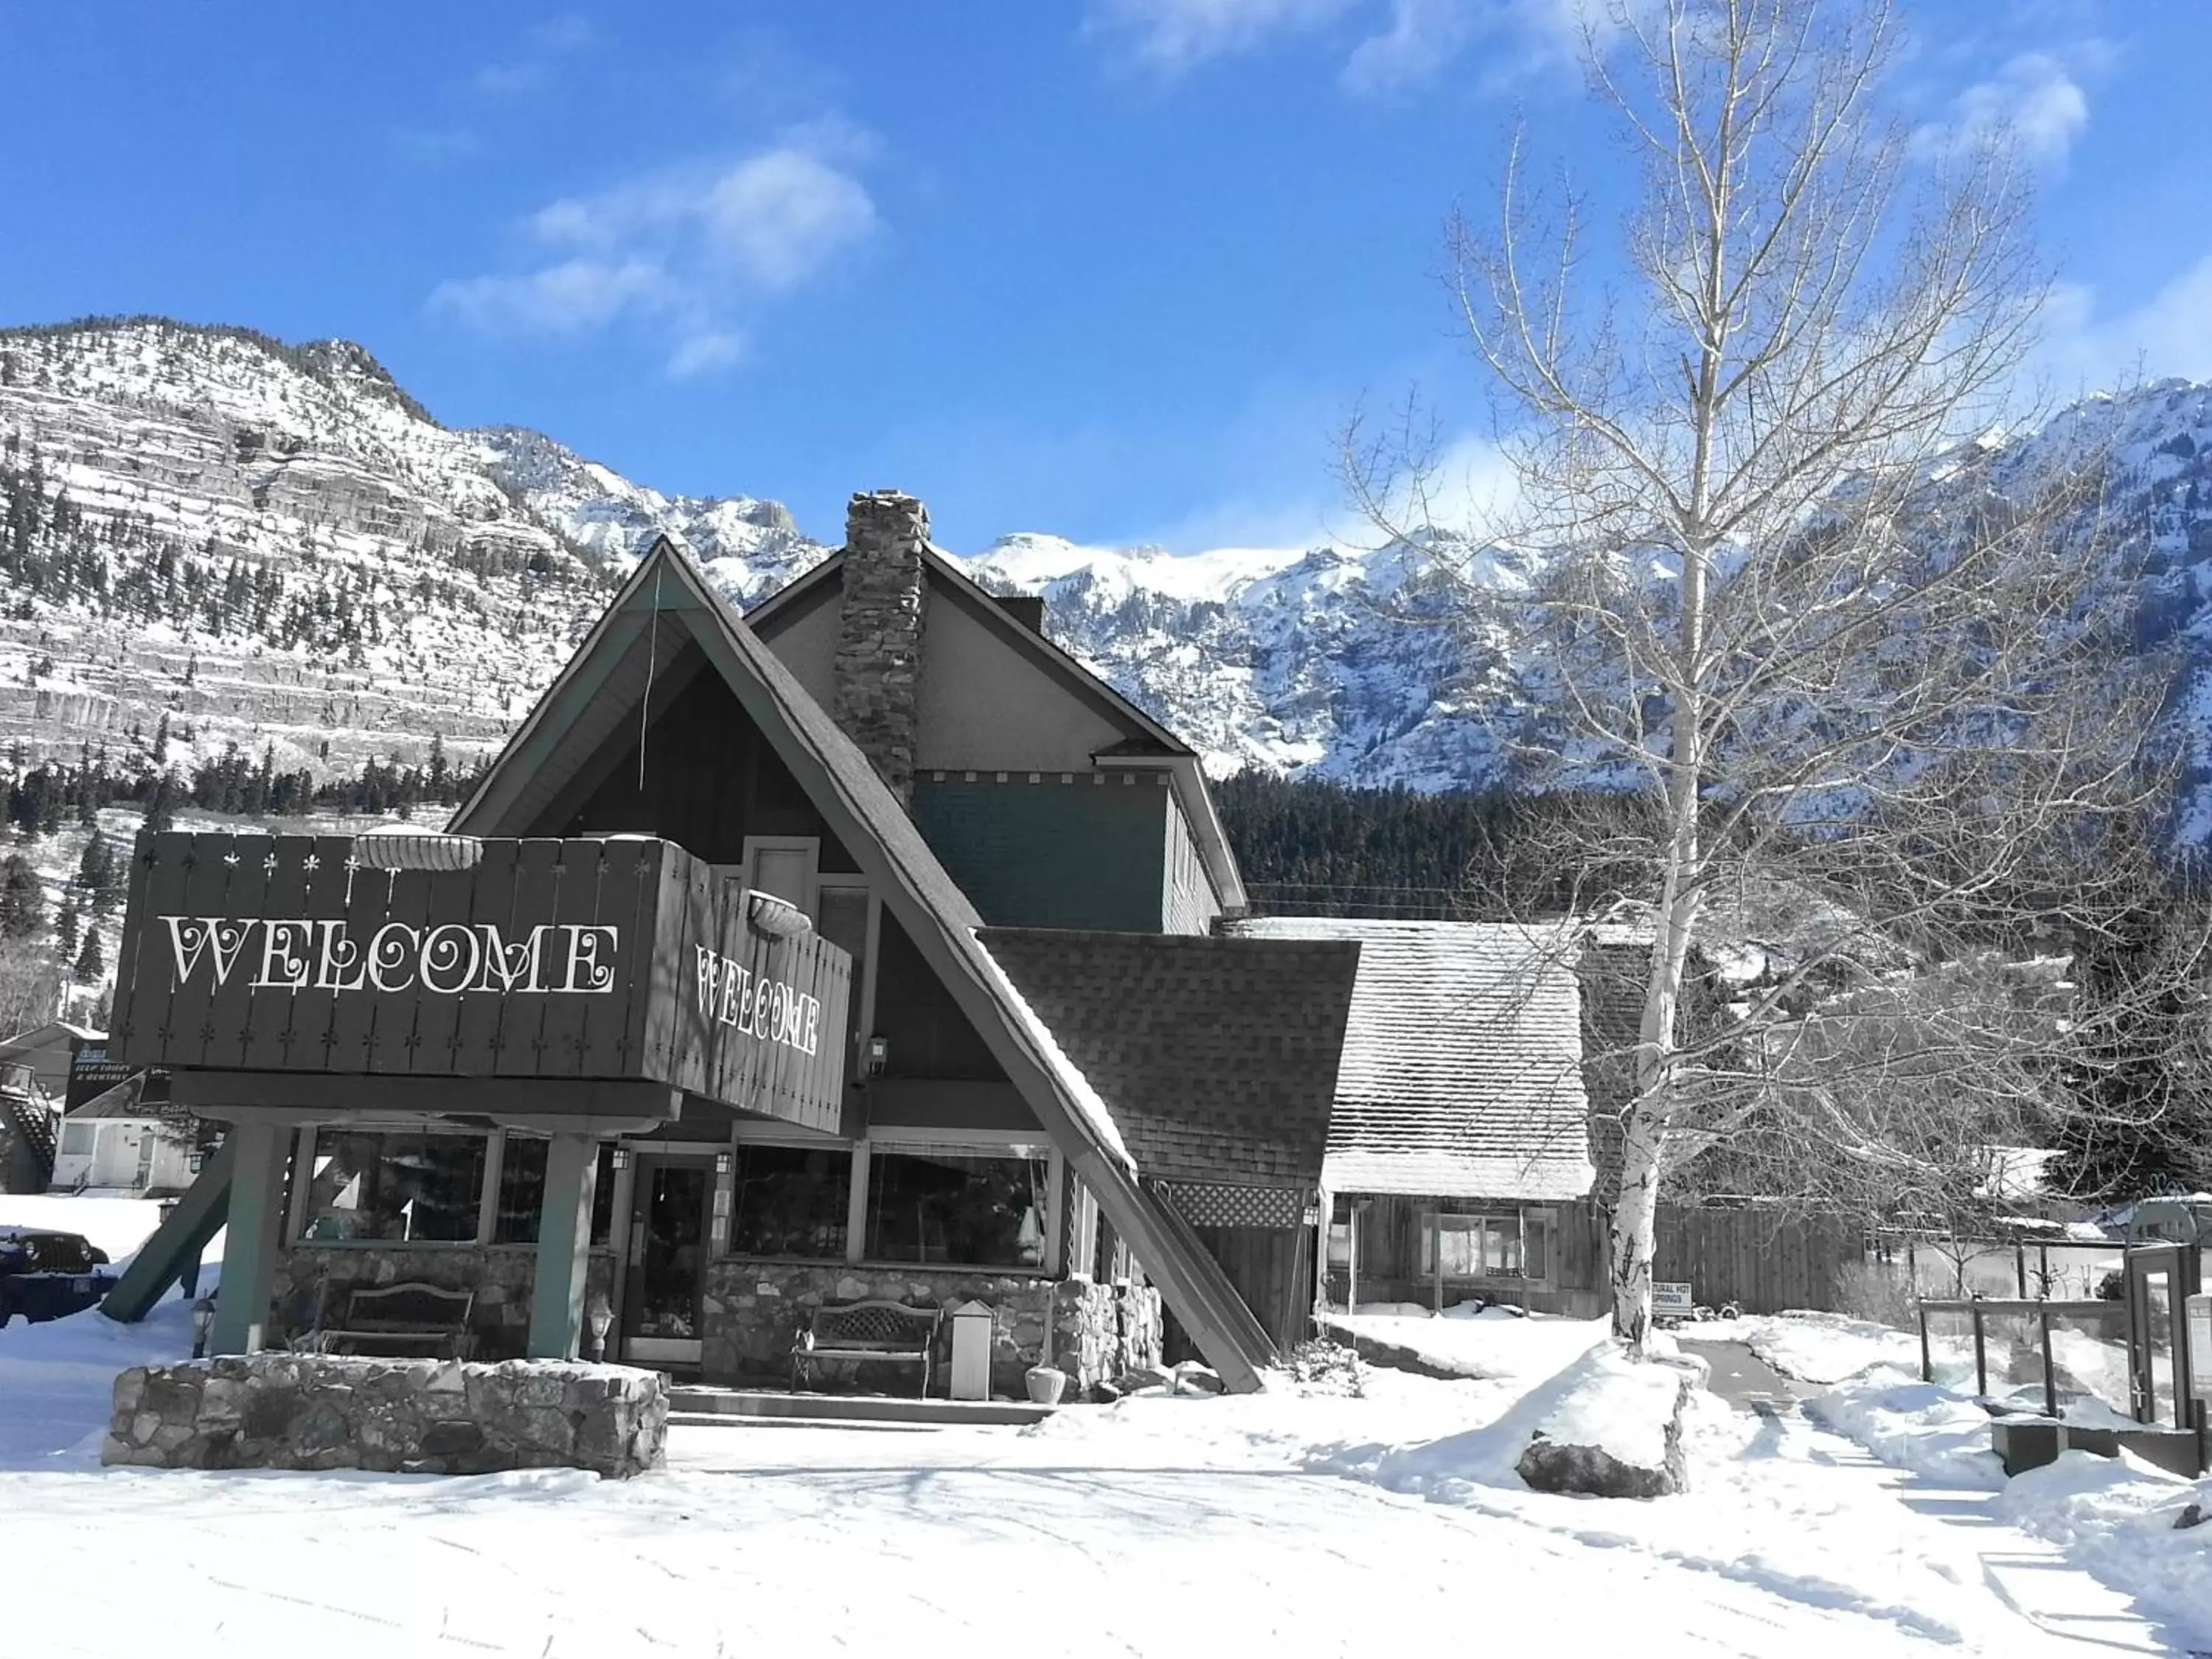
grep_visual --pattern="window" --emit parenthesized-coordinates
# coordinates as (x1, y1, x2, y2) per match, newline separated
(865, 1147, 1048, 1268)
(728, 1143, 853, 1258)
(742, 835, 818, 914)
(490, 1140, 619, 1247)
(58, 1122, 95, 1157)
(1419, 1212, 1548, 1281)
(300, 1131, 487, 1243)
(1327, 1220, 1353, 1267)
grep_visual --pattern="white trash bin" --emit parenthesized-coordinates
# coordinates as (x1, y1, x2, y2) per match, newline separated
(949, 1300, 994, 1401)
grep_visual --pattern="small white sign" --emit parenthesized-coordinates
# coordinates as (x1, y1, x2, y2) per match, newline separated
(1653, 1281, 1695, 1317)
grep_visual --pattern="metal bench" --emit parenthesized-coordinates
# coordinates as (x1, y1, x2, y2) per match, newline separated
(790, 1299, 942, 1397)
(296, 1280, 477, 1360)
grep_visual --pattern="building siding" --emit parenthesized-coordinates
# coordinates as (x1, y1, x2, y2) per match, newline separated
(911, 773, 1169, 931)
(1162, 792, 1222, 936)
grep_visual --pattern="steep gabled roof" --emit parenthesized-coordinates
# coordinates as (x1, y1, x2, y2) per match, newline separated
(451, 538, 1276, 1388)
(981, 929, 1359, 1189)
(1226, 917, 1596, 1202)
(747, 540, 1196, 758)
(746, 540, 1248, 914)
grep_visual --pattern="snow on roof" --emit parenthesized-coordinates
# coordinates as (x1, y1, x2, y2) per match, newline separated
(1227, 917, 1595, 1202)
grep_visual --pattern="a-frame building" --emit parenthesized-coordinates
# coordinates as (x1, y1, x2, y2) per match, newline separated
(108, 492, 1358, 1396)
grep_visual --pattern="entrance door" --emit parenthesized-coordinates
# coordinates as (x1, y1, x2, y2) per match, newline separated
(622, 1155, 714, 1368)
(2124, 1244, 2204, 1428)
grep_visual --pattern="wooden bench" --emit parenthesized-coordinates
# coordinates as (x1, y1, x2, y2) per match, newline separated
(790, 1299, 942, 1397)
(295, 1281, 477, 1360)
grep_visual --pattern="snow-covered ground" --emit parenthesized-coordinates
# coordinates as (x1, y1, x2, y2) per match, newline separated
(0, 1287, 2196, 1656)
(1318, 1299, 1615, 1377)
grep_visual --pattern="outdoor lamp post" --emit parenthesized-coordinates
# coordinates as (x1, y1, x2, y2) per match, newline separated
(189, 1295, 217, 1360)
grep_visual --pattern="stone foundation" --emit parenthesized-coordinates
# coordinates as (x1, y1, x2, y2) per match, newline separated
(271, 1245, 619, 1361)
(701, 1261, 1161, 1396)
(101, 1354, 667, 1478)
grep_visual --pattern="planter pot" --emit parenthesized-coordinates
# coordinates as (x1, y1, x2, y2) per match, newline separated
(1025, 1366, 1068, 1406)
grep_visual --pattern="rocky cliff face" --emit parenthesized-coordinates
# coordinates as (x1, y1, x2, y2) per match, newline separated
(3, 316, 2210, 833)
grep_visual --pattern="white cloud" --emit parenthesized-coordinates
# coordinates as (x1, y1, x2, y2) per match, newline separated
(432, 135, 878, 375)
(2037, 254, 2212, 394)
(1340, 0, 1477, 97)
(1090, 0, 1354, 74)
(667, 330, 747, 380)
(431, 258, 667, 337)
(1913, 51, 2092, 165)
(700, 151, 877, 292)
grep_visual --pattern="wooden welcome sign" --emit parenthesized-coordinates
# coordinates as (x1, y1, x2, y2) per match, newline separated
(110, 832, 852, 1133)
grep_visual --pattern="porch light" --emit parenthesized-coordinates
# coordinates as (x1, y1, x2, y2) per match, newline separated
(609, 1145, 632, 1172)
(715, 1150, 733, 1177)
(863, 1034, 889, 1080)
(745, 890, 814, 939)
(186, 1149, 205, 1175)
(354, 831, 484, 872)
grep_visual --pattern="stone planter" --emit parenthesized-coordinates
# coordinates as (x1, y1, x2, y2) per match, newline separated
(1025, 1365, 1068, 1405)
(102, 1354, 667, 1478)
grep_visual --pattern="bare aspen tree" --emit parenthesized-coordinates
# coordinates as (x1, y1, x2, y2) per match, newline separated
(1351, 0, 2181, 1351)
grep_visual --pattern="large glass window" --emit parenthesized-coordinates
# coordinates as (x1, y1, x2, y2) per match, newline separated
(728, 1144, 852, 1258)
(1419, 1213, 1549, 1281)
(301, 1131, 487, 1243)
(865, 1147, 1048, 1268)
(491, 1140, 619, 1247)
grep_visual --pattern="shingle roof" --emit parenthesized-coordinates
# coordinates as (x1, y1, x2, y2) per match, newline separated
(979, 929, 1360, 1189)
(1225, 917, 1595, 1201)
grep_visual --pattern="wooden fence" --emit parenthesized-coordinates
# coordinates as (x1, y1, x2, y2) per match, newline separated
(1651, 1204, 1865, 1315)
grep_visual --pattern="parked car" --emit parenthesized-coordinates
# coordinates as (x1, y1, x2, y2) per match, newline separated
(0, 1227, 115, 1326)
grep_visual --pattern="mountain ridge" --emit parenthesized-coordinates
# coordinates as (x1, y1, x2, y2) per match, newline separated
(4, 315, 2211, 827)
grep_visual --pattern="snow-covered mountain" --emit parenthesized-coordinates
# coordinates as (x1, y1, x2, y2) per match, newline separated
(3, 316, 2211, 819)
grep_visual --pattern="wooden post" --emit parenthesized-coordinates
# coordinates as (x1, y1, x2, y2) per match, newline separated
(527, 1134, 598, 1360)
(1972, 1305, 1989, 1399)
(1346, 1200, 1359, 1315)
(844, 1141, 872, 1263)
(208, 1119, 288, 1357)
(2039, 1306, 2058, 1419)
(1432, 1211, 1443, 1313)
(2015, 1241, 2028, 1300)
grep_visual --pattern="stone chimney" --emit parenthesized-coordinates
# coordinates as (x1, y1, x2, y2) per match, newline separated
(832, 490, 932, 804)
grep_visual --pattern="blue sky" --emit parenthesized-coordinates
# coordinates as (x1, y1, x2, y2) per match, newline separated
(4, 1, 2208, 552)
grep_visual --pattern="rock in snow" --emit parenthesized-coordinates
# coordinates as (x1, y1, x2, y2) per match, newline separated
(1515, 1346, 1700, 1499)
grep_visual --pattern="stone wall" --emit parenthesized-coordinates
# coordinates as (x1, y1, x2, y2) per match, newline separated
(272, 1245, 619, 1361)
(701, 1260, 1162, 1396)
(102, 1354, 667, 1478)
(833, 489, 931, 804)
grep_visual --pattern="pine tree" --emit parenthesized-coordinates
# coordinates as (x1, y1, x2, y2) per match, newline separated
(145, 769, 181, 834)
(74, 925, 102, 981)
(55, 897, 79, 962)
(0, 855, 43, 939)
(77, 828, 117, 914)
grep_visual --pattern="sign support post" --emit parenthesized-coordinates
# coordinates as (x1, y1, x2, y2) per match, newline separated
(207, 1119, 287, 1356)
(528, 1134, 599, 1361)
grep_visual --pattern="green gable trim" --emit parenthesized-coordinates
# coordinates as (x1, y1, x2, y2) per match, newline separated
(913, 777, 1166, 932)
